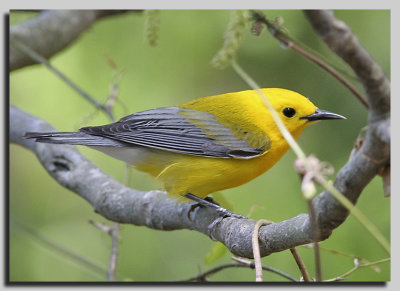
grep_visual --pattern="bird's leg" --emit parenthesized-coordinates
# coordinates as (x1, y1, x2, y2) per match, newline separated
(186, 195, 219, 220)
(203, 196, 219, 205)
(184, 193, 247, 239)
(185, 193, 246, 219)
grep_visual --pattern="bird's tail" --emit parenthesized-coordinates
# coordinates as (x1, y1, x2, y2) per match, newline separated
(24, 131, 125, 146)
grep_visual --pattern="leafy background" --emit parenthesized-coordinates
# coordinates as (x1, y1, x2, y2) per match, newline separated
(9, 10, 390, 281)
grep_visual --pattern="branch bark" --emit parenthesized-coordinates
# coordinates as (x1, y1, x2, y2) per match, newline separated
(9, 10, 131, 71)
(304, 10, 390, 237)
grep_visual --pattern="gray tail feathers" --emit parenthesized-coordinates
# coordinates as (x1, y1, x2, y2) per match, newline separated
(24, 131, 126, 147)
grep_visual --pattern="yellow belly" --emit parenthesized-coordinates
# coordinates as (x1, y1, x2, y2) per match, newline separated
(135, 142, 290, 199)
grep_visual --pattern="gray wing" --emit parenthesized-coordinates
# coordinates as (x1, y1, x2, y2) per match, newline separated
(80, 107, 269, 159)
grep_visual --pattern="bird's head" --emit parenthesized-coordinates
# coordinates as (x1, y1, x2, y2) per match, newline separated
(261, 88, 346, 138)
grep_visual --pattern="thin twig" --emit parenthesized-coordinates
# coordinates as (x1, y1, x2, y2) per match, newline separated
(107, 223, 120, 281)
(178, 263, 247, 282)
(289, 248, 311, 282)
(11, 220, 108, 280)
(232, 256, 298, 282)
(88, 220, 120, 281)
(76, 55, 122, 129)
(324, 257, 390, 282)
(252, 219, 273, 282)
(307, 199, 322, 281)
(250, 10, 369, 109)
(303, 244, 383, 272)
(10, 39, 115, 121)
(294, 157, 323, 281)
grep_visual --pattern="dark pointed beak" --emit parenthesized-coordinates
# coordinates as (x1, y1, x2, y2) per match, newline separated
(301, 109, 346, 121)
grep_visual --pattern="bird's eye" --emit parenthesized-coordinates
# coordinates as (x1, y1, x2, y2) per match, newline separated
(283, 107, 296, 118)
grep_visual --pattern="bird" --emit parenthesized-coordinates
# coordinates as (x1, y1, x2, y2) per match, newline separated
(25, 88, 345, 223)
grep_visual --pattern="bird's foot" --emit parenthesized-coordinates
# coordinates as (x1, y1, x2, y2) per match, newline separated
(186, 195, 220, 220)
(184, 193, 247, 240)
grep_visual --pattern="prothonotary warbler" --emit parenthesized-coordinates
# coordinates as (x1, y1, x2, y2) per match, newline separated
(25, 88, 345, 222)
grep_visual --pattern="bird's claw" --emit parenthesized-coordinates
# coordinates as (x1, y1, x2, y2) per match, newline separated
(184, 193, 247, 240)
(207, 207, 247, 240)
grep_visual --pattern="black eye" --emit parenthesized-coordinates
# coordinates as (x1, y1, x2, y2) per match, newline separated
(283, 107, 296, 118)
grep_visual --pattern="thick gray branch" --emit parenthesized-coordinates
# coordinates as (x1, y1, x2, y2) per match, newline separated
(10, 10, 130, 71)
(304, 10, 390, 236)
(10, 103, 389, 258)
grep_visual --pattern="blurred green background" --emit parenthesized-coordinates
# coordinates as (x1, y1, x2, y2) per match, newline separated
(9, 10, 390, 282)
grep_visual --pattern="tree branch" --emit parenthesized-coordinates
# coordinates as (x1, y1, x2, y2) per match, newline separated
(303, 10, 390, 238)
(10, 100, 389, 258)
(9, 10, 132, 71)
(179, 260, 298, 282)
(88, 220, 120, 281)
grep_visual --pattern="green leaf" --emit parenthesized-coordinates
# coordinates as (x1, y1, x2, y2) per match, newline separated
(204, 242, 228, 265)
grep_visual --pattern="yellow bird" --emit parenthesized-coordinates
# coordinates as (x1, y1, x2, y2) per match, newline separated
(25, 88, 345, 219)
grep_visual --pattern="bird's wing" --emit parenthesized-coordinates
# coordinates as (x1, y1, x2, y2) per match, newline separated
(80, 107, 270, 159)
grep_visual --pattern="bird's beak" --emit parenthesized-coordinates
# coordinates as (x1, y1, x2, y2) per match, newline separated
(301, 109, 346, 121)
